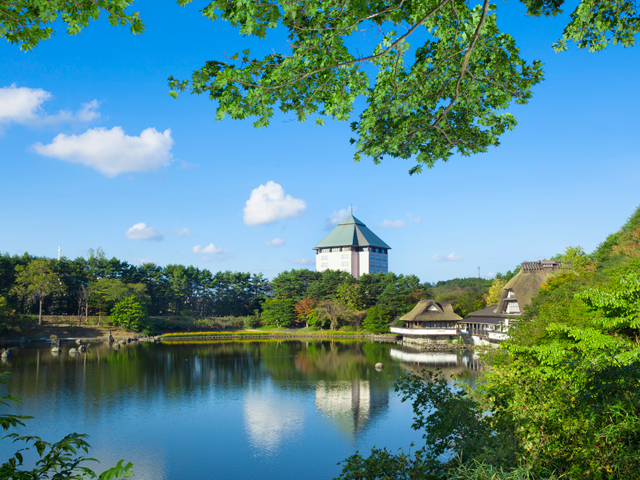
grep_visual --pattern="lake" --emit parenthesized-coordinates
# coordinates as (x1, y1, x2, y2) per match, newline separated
(0, 340, 481, 479)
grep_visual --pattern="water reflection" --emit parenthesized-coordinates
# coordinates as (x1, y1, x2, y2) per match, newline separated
(0, 340, 482, 480)
(244, 391, 305, 455)
(315, 380, 389, 442)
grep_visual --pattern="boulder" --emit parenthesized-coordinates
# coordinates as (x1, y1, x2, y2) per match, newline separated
(51, 347, 61, 353)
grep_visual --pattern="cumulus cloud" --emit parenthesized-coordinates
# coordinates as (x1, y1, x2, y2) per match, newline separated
(407, 213, 421, 223)
(378, 219, 405, 228)
(325, 207, 355, 229)
(293, 258, 313, 265)
(243, 181, 306, 226)
(193, 243, 226, 255)
(488, 271, 496, 277)
(431, 252, 462, 262)
(0, 84, 100, 127)
(32, 126, 174, 177)
(0, 84, 51, 124)
(265, 238, 285, 247)
(172, 228, 192, 236)
(125, 223, 164, 241)
(74, 100, 101, 122)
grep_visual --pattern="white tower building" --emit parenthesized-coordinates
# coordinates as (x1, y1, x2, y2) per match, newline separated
(313, 215, 391, 279)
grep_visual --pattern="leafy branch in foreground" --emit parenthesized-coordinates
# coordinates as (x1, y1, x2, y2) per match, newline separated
(169, 0, 639, 173)
(0, 372, 133, 479)
(0, 0, 144, 51)
(169, 0, 543, 173)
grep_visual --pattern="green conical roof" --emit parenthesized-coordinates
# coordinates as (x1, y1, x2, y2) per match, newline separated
(314, 215, 391, 250)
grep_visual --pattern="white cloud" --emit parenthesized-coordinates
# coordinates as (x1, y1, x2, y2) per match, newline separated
(243, 181, 306, 226)
(178, 161, 197, 169)
(172, 228, 192, 236)
(193, 243, 226, 255)
(325, 207, 355, 229)
(125, 223, 164, 241)
(0, 84, 100, 127)
(431, 252, 462, 262)
(407, 213, 421, 223)
(32, 126, 174, 177)
(488, 271, 496, 277)
(0, 84, 51, 124)
(293, 258, 313, 265)
(74, 100, 101, 122)
(378, 219, 405, 228)
(265, 238, 285, 247)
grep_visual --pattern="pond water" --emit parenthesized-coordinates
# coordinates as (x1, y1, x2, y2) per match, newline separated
(0, 340, 482, 479)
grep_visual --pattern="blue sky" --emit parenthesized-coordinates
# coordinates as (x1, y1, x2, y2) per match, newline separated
(1, 1, 639, 283)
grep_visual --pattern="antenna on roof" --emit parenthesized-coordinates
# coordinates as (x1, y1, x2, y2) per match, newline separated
(350, 204, 353, 215)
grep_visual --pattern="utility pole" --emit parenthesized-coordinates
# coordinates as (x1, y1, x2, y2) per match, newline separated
(58, 246, 61, 261)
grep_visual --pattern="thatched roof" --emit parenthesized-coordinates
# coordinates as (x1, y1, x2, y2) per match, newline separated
(401, 299, 463, 322)
(496, 268, 556, 313)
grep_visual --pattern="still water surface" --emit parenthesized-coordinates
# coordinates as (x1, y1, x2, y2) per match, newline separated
(0, 340, 481, 479)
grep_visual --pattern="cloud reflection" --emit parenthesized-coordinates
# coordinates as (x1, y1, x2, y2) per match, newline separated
(244, 393, 304, 455)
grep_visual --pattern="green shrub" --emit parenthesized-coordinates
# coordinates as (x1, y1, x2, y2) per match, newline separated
(363, 306, 393, 333)
(110, 297, 147, 332)
(261, 299, 297, 328)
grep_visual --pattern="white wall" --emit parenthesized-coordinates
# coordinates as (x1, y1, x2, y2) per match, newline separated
(316, 247, 390, 279)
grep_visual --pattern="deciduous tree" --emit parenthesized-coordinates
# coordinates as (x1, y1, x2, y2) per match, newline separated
(169, 0, 639, 172)
(315, 299, 348, 331)
(261, 298, 297, 328)
(294, 298, 317, 328)
(11, 260, 66, 325)
(0, 0, 144, 51)
(110, 296, 147, 331)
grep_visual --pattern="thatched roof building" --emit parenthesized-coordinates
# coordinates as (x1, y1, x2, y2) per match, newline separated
(400, 300, 463, 329)
(495, 260, 566, 315)
(465, 260, 567, 332)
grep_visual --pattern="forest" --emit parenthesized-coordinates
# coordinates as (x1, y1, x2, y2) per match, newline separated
(0, 247, 517, 334)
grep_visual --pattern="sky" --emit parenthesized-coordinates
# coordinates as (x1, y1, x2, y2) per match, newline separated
(1, 1, 639, 284)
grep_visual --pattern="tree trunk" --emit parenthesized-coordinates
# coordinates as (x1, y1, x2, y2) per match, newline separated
(38, 299, 43, 326)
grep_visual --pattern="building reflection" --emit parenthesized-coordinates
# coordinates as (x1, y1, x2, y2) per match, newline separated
(315, 379, 389, 442)
(390, 347, 484, 387)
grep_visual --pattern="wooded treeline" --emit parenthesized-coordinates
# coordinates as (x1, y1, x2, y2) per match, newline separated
(0, 247, 518, 332)
(0, 249, 270, 320)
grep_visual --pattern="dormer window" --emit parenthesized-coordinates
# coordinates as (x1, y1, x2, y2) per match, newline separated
(428, 305, 439, 311)
(506, 301, 520, 314)
(506, 289, 515, 298)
